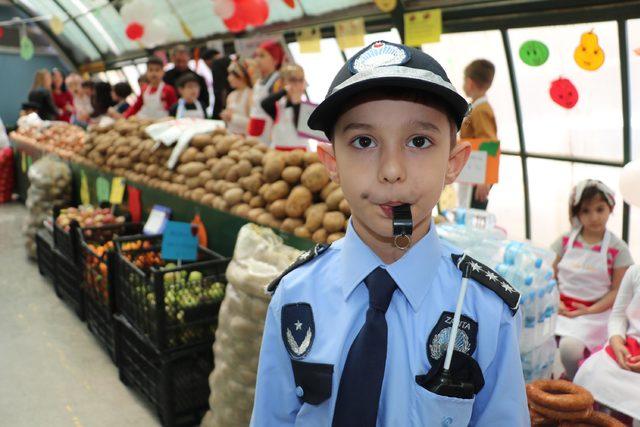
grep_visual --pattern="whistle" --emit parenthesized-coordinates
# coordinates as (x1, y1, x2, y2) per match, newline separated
(392, 204, 413, 250)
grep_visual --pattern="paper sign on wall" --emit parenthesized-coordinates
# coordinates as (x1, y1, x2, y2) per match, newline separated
(143, 204, 171, 235)
(297, 102, 328, 142)
(456, 139, 501, 185)
(96, 176, 111, 202)
(404, 9, 442, 46)
(335, 18, 365, 50)
(80, 171, 90, 205)
(109, 177, 126, 205)
(128, 185, 142, 222)
(161, 221, 198, 261)
(296, 26, 321, 53)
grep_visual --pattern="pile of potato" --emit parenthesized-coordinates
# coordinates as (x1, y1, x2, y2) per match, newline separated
(77, 118, 350, 244)
(15, 122, 85, 158)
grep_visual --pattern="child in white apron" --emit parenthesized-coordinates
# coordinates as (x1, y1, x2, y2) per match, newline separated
(261, 64, 309, 151)
(169, 73, 206, 119)
(552, 180, 634, 379)
(221, 58, 253, 135)
(124, 56, 177, 120)
(247, 41, 284, 144)
(574, 265, 640, 422)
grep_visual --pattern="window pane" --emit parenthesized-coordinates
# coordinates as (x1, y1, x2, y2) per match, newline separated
(509, 22, 623, 162)
(299, 0, 370, 16)
(288, 38, 345, 104)
(628, 19, 640, 160)
(90, 6, 137, 53)
(487, 154, 526, 240)
(56, 0, 107, 17)
(421, 30, 520, 153)
(528, 159, 623, 249)
(343, 29, 402, 59)
(60, 20, 101, 61)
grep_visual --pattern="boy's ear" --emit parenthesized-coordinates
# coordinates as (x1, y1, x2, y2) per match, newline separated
(445, 141, 471, 185)
(317, 142, 339, 183)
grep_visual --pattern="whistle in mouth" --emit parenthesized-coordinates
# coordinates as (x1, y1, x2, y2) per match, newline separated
(392, 204, 413, 250)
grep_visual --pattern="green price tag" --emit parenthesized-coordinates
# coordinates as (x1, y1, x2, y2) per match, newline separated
(96, 176, 111, 203)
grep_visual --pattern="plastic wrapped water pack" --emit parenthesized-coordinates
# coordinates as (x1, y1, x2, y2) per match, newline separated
(201, 224, 301, 427)
(23, 156, 71, 258)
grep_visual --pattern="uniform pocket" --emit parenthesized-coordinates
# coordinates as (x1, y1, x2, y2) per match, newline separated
(413, 384, 475, 427)
(290, 360, 333, 405)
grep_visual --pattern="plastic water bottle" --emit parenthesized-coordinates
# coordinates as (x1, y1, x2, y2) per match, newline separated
(462, 208, 496, 230)
(522, 292, 537, 352)
(536, 286, 548, 346)
(548, 280, 559, 334)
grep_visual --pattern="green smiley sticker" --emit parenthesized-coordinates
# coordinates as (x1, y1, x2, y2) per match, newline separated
(519, 40, 549, 67)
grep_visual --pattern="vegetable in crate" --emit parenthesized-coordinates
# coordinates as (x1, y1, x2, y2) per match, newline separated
(56, 206, 125, 232)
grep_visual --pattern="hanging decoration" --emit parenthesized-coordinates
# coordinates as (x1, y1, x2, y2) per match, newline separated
(213, 0, 270, 33)
(283, 0, 295, 9)
(50, 16, 64, 35)
(574, 31, 605, 71)
(620, 160, 640, 208)
(334, 17, 365, 50)
(0, 27, 4, 40)
(519, 40, 549, 66)
(296, 26, 321, 53)
(19, 24, 34, 61)
(374, 0, 397, 13)
(403, 9, 442, 47)
(213, 0, 235, 19)
(125, 22, 144, 40)
(120, 0, 168, 48)
(549, 77, 578, 109)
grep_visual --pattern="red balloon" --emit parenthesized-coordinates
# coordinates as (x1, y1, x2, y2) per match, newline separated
(223, 14, 246, 33)
(0, 27, 4, 39)
(549, 77, 579, 109)
(125, 22, 145, 40)
(283, 0, 295, 8)
(235, 0, 269, 27)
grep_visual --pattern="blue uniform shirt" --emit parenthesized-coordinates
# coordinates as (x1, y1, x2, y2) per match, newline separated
(251, 221, 529, 426)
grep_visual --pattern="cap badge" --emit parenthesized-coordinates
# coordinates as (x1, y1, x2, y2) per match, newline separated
(350, 41, 411, 74)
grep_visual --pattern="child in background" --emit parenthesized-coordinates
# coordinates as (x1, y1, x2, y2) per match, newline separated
(261, 64, 308, 151)
(124, 56, 177, 120)
(247, 40, 284, 144)
(553, 179, 634, 379)
(458, 59, 496, 210)
(51, 68, 73, 122)
(90, 81, 115, 122)
(168, 74, 206, 119)
(221, 57, 253, 135)
(110, 82, 133, 117)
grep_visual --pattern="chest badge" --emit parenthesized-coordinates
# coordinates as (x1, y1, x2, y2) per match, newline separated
(282, 303, 315, 359)
(427, 311, 478, 366)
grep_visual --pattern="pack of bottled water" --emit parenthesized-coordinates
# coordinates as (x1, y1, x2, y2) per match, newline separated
(438, 209, 559, 382)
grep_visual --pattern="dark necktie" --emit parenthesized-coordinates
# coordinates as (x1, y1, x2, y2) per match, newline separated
(332, 267, 397, 427)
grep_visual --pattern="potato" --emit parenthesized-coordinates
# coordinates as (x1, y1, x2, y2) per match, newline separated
(285, 150, 305, 167)
(285, 186, 313, 219)
(263, 155, 286, 183)
(201, 193, 215, 206)
(281, 218, 304, 233)
(291, 225, 310, 239)
(191, 188, 206, 202)
(312, 228, 328, 244)
(257, 212, 277, 227)
(339, 199, 351, 216)
(239, 174, 263, 194)
(301, 163, 330, 192)
(191, 134, 213, 149)
(303, 151, 320, 167)
(236, 159, 252, 177)
(178, 161, 206, 177)
(173, 174, 186, 185)
(160, 170, 173, 181)
(323, 211, 346, 233)
(249, 195, 266, 208)
(204, 179, 217, 192)
(251, 166, 263, 175)
(225, 165, 240, 182)
(320, 182, 340, 201)
(326, 188, 344, 211)
(203, 145, 218, 158)
(146, 164, 159, 177)
(223, 188, 244, 206)
(179, 147, 198, 163)
(304, 203, 328, 232)
(195, 152, 207, 163)
(247, 149, 264, 166)
(268, 199, 287, 219)
(186, 176, 203, 190)
(264, 180, 290, 203)
(231, 203, 251, 218)
(212, 158, 235, 179)
(215, 137, 233, 155)
(327, 232, 345, 244)
(248, 208, 266, 222)
(227, 149, 241, 161)
(281, 166, 303, 185)
(206, 157, 219, 168)
(242, 191, 253, 203)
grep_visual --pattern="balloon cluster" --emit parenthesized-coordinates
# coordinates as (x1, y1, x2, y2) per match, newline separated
(212, 0, 270, 33)
(121, 0, 167, 47)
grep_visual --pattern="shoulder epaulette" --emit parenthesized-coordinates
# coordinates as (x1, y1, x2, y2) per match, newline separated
(267, 243, 330, 294)
(451, 253, 520, 315)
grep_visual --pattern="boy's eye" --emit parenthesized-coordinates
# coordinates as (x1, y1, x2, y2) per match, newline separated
(407, 136, 432, 148)
(351, 136, 376, 149)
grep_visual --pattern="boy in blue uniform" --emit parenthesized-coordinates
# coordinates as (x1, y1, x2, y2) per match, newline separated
(251, 41, 529, 426)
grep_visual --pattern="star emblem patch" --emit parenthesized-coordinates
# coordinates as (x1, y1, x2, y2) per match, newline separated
(282, 303, 315, 359)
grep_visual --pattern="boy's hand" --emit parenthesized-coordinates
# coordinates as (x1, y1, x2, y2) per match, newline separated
(562, 302, 589, 318)
(558, 300, 569, 316)
(610, 336, 630, 370)
(220, 109, 232, 122)
(627, 359, 640, 373)
(474, 184, 491, 202)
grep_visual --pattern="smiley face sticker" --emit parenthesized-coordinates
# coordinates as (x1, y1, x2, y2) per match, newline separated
(574, 31, 605, 71)
(550, 77, 579, 109)
(519, 40, 549, 67)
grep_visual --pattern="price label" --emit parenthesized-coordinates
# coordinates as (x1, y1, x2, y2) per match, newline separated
(80, 171, 90, 205)
(161, 221, 198, 261)
(109, 177, 126, 205)
(96, 176, 110, 202)
(143, 205, 171, 235)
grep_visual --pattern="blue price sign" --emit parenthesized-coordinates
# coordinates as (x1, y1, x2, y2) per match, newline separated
(161, 221, 198, 261)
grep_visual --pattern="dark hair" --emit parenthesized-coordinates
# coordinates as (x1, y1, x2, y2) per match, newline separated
(91, 81, 115, 117)
(202, 48, 220, 61)
(51, 68, 67, 92)
(81, 80, 95, 89)
(327, 87, 457, 149)
(570, 186, 613, 221)
(113, 82, 132, 99)
(464, 59, 495, 88)
(147, 56, 164, 68)
(175, 73, 199, 88)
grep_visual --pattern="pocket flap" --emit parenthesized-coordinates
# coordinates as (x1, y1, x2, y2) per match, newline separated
(290, 360, 333, 405)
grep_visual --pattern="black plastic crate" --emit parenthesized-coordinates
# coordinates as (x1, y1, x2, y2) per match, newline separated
(53, 205, 79, 264)
(53, 248, 85, 320)
(115, 234, 229, 351)
(115, 315, 213, 427)
(35, 228, 55, 281)
(78, 222, 143, 360)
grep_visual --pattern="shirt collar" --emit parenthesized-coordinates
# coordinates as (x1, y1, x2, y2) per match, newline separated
(340, 219, 442, 312)
(472, 96, 488, 108)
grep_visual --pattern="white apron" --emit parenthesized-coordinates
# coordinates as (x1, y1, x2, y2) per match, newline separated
(138, 82, 169, 119)
(175, 99, 205, 119)
(271, 98, 308, 151)
(226, 88, 251, 135)
(247, 72, 280, 144)
(574, 349, 640, 419)
(556, 228, 612, 351)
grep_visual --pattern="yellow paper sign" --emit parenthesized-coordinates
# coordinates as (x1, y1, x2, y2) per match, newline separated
(374, 0, 397, 13)
(296, 26, 321, 54)
(80, 171, 90, 206)
(50, 16, 64, 35)
(21, 152, 26, 173)
(335, 18, 365, 50)
(404, 9, 442, 46)
(110, 177, 126, 205)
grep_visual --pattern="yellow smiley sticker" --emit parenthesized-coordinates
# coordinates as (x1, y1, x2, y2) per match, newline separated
(574, 31, 605, 71)
(374, 0, 397, 13)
